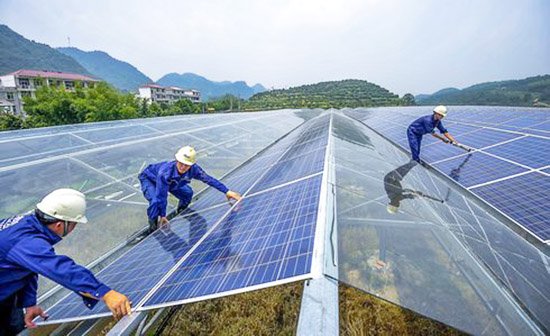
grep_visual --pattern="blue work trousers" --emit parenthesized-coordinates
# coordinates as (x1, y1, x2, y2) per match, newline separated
(140, 178, 193, 220)
(407, 130, 423, 162)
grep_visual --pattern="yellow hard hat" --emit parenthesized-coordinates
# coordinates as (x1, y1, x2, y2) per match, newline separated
(433, 105, 447, 117)
(175, 146, 196, 165)
(36, 188, 88, 223)
(386, 205, 397, 215)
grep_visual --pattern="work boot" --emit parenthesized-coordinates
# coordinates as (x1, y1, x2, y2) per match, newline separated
(147, 218, 158, 234)
(177, 202, 190, 215)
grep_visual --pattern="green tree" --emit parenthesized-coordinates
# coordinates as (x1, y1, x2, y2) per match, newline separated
(0, 112, 24, 130)
(402, 93, 416, 106)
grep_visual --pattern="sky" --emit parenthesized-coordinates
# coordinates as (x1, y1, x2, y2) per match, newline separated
(0, 0, 549, 95)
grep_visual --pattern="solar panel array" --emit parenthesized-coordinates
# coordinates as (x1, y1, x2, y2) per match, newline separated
(346, 106, 550, 243)
(0, 110, 308, 297)
(40, 113, 330, 324)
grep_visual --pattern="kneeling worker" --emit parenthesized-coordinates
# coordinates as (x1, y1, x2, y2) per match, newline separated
(0, 189, 131, 334)
(139, 146, 242, 231)
(407, 105, 457, 163)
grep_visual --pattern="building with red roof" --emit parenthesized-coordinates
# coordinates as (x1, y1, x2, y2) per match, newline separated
(0, 69, 101, 116)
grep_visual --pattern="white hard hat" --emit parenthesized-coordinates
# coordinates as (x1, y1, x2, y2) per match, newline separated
(433, 105, 447, 117)
(175, 146, 196, 165)
(36, 188, 88, 224)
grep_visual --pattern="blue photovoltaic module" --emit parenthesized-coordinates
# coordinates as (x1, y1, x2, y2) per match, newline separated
(143, 175, 322, 308)
(471, 172, 550, 242)
(433, 153, 529, 188)
(484, 137, 550, 169)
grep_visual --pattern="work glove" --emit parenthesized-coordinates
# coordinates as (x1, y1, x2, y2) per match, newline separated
(24, 305, 49, 328)
(226, 190, 242, 202)
(102, 290, 132, 319)
(159, 216, 169, 228)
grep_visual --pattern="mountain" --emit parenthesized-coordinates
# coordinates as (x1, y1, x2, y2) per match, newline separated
(156, 73, 265, 100)
(245, 79, 402, 110)
(252, 83, 267, 94)
(416, 75, 550, 107)
(0, 25, 91, 76)
(57, 47, 152, 92)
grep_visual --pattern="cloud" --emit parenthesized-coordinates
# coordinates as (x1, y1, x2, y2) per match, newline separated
(1, 0, 548, 94)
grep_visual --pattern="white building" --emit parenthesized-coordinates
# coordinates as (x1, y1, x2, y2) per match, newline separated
(0, 69, 100, 116)
(138, 83, 200, 104)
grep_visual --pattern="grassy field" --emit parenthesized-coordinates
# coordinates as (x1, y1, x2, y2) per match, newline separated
(134, 281, 463, 335)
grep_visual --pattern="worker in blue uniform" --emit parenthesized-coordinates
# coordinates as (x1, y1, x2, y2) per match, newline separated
(0, 189, 132, 335)
(139, 146, 242, 232)
(407, 105, 457, 162)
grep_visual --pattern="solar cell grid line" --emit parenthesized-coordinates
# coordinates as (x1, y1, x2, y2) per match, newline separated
(528, 120, 550, 132)
(250, 147, 327, 194)
(520, 129, 550, 138)
(453, 128, 522, 149)
(42, 205, 231, 323)
(142, 174, 323, 309)
(471, 172, 550, 242)
(500, 117, 549, 128)
(433, 153, 529, 188)
(484, 136, 550, 169)
(419, 141, 466, 163)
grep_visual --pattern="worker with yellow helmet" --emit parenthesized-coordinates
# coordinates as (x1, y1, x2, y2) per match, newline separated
(407, 105, 457, 162)
(0, 189, 132, 333)
(138, 146, 242, 232)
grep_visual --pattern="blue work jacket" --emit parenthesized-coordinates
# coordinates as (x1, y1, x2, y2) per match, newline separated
(408, 115, 448, 136)
(0, 214, 111, 309)
(139, 161, 229, 217)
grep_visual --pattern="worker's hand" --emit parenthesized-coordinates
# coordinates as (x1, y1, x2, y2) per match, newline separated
(226, 191, 242, 202)
(102, 290, 132, 319)
(159, 216, 169, 228)
(24, 305, 49, 328)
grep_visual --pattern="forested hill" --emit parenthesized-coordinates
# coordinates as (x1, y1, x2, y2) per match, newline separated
(245, 79, 405, 109)
(416, 75, 550, 107)
(57, 47, 152, 92)
(0, 25, 91, 76)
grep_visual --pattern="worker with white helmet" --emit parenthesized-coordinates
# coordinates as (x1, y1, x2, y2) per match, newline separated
(0, 189, 132, 333)
(138, 146, 242, 232)
(407, 105, 458, 162)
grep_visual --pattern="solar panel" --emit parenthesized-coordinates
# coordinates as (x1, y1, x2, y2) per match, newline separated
(528, 120, 550, 131)
(250, 148, 326, 193)
(42, 205, 231, 322)
(471, 172, 550, 242)
(142, 175, 322, 308)
(0, 134, 91, 167)
(500, 117, 547, 128)
(444, 123, 480, 136)
(433, 153, 529, 188)
(419, 141, 466, 163)
(72, 125, 163, 144)
(453, 128, 522, 149)
(484, 136, 550, 168)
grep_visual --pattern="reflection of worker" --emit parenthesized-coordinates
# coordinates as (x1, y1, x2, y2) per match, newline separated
(154, 208, 208, 260)
(0, 189, 131, 333)
(384, 161, 419, 214)
(450, 154, 473, 182)
(407, 105, 457, 162)
(139, 146, 242, 233)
